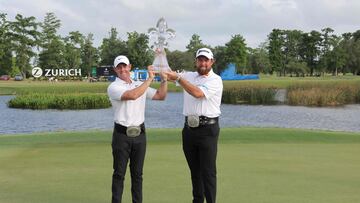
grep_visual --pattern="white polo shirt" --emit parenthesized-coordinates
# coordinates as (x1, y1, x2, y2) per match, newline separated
(107, 77, 156, 127)
(182, 69, 223, 118)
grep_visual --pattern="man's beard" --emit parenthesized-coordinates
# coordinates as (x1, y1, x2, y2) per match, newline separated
(197, 66, 211, 75)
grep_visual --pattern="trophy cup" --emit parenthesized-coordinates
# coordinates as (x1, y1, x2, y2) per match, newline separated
(148, 17, 176, 73)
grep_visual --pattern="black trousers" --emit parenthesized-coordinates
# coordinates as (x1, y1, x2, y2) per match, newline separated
(182, 122, 220, 203)
(111, 124, 146, 203)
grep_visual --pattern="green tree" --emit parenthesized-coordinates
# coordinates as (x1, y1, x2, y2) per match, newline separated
(353, 30, 360, 41)
(343, 31, 360, 75)
(167, 50, 194, 71)
(286, 59, 309, 77)
(282, 30, 303, 75)
(38, 38, 65, 70)
(225, 34, 248, 74)
(267, 29, 285, 75)
(327, 35, 346, 75)
(352, 42, 360, 75)
(0, 13, 12, 75)
(40, 12, 60, 44)
(9, 14, 40, 77)
(186, 34, 206, 56)
(299, 30, 322, 75)
(247, 43, 271, 74)
(340, 33, 352, 74)
(38, 12, 65, 70)
(64, 31, 84, 69)
(319, 27, 335, 74)
(213, 46, 227, 74)
(352, 30, 360, 75)
(81, 33, 98, 76)
(126, 31, 152, 68)
(99, 27, 126, 66)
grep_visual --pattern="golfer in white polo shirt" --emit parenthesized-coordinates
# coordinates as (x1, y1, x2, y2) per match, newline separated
(166, 48, 223, 203)
(107, 55, 168, 203)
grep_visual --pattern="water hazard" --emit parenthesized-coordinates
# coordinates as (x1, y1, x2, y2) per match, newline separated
(1, 93, 360, 134)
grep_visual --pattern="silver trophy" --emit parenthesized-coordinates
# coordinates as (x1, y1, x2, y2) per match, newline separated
(148, 17, 176, 72)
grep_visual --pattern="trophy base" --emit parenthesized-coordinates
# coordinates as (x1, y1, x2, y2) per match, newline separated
(152, 66, 171, 73)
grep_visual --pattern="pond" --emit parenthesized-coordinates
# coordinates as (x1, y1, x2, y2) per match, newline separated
(1, 93, 360, 135)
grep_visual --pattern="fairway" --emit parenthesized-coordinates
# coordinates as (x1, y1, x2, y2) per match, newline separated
(2, 75, 360, 95)
(1, 128, 360, 203)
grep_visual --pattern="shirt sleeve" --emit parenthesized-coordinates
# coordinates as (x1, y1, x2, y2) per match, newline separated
(181, 72, 191, 80)
(146, 87, 157, 99)
(107, 84, 127, 101)
(198, 78, 223, 99)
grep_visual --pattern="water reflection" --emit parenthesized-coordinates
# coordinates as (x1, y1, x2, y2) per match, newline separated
(1, 93, 360, 135)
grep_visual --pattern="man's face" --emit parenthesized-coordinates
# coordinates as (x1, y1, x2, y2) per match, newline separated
(114, 63, 131, 78)
(196, 56, 214, 75)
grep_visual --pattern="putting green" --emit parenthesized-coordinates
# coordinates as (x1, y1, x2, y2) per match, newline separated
(1, 128, 360, 203)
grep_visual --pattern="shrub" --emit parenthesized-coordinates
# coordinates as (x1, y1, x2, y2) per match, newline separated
(8, 93, 111, 110)
(286, 82, 360, 106)
(222, 85, 277, 105)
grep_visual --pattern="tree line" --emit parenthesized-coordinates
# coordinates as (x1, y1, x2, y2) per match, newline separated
(164, 28, 360, 77)
(1, 12, 360, 78)
(0, 12, 152, 78)
(266, 28, 360, 76)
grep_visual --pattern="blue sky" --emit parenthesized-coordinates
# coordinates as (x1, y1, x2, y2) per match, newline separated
(1, 0, 359, 51)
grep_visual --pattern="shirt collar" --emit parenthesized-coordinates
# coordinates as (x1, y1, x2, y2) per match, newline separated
(115, 77, 133, 84)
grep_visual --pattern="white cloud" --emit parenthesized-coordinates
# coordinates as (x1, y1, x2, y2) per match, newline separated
(1, 0, 360, 50)
(253, 0, 298, 11)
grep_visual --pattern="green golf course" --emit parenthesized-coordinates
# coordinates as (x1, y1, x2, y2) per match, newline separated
(1, 128, 360, 203)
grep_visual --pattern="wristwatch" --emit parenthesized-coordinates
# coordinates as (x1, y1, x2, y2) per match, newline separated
(175, 74, 181, 83)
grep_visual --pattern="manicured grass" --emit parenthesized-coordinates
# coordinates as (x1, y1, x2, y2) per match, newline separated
(224, 75, 360, 89)
(0, 80, 182, 95)
(2, 76, 360, 95)
(1, 128, 360, 203)
(2, 77, 360, 108)
(0, 80, 109, 95)
(0, 81, 181, 109)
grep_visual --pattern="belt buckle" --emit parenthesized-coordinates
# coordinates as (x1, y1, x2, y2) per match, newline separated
(187, 115, 200, 128)
(126, 126, 141, 137)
